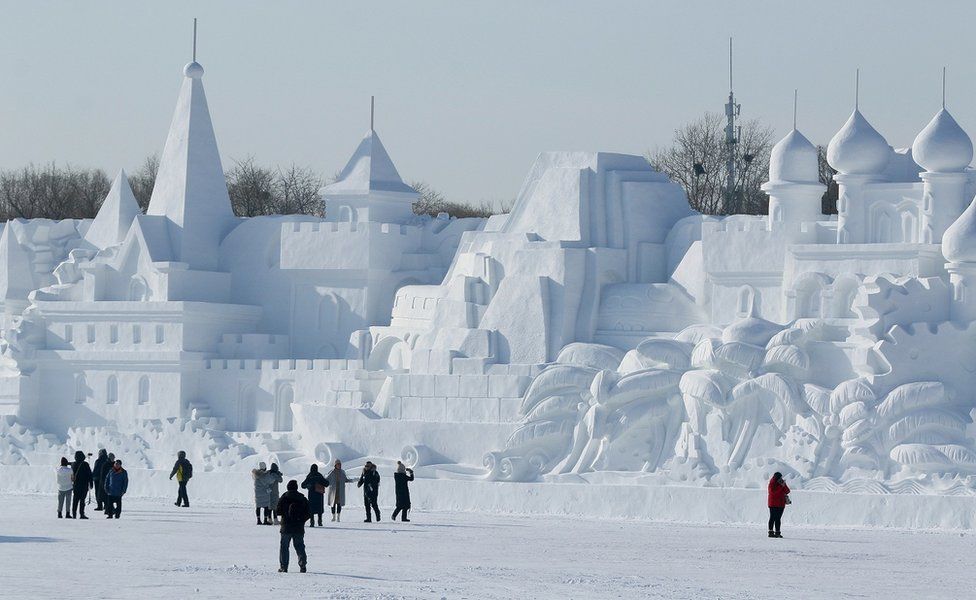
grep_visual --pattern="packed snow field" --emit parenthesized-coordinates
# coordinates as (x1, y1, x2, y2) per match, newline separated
(0, 494, 972, 600)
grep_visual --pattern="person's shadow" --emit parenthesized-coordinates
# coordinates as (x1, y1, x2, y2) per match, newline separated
(0, 536, 60, 543)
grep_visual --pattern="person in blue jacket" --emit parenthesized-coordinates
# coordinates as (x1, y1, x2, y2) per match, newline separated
(104, 459, 129, 519)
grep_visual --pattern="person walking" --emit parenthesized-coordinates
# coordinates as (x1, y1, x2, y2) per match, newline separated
(301, 464, 328, 527)
(391, 461, 414, 522)
(325, 460, 353, 522)
(252, 462, 273, 525)
(357, 461, 381, 523)
(56, 457, 73, 519)
(91, 449, 110, 512)
(275, 480, 309, 573)
(104, 460, 128, 519)
(169, 450, 193, 507)
(268, 463, 284, 524)
(70, 451, 93, 519)
(767, 471, 790, 538)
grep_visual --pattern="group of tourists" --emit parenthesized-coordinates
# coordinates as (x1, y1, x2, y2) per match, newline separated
(265, 459, 416, 573)
(56, 449, 128, 519)
(55, 449, 192, 519)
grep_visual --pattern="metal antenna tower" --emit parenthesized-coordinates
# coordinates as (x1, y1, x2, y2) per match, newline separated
(724, 37, 741, 214)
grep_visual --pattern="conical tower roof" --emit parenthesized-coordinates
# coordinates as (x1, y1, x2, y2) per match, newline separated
(323, 129, 416, 195)
(146, 60, 235, 270)
(86, 169, 142, 250)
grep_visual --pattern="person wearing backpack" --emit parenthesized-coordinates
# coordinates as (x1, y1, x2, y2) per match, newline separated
(767, 471, 791, 538)
(70, 451, 93, 519)
(300, 464, 328, 527)
(169, 450, 193, 508)
(275, 480, 310, 573)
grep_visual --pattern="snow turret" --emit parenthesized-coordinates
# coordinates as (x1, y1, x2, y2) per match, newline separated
(828, 110, 891, 243)
(762, 128, 824, 229)
(826, 110, 890, 176)
(323, 129, 418, 224)
(85, 169, 141, 251)
(146, 60, 235, 271)
(944, 197, 976, 321)
(912, 108, 973, 244)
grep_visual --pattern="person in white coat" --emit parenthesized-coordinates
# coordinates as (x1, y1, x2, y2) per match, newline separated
(56, 457, 73, 519)
(325, 460, 353, 522)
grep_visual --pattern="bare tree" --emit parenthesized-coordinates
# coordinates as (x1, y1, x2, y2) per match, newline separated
(0, 163, 110, 220)
(274, 165, 323, 216)
(409, 181, 510, 219)
(817, 145, 839, 215)
(649, 112, 773, 215)
(130, 154, 159, 211)
(226, 158, 324, 217)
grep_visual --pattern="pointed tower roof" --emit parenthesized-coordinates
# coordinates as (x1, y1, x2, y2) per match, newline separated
(86, 169, 142, 251)
(146, 60, 235, 271)
(323, 129, 416, 195)
(0, 225, 35, 302)
(768, 128, 819, 185)
(826, 110, 891, 175)
(912, 109, 973, 173)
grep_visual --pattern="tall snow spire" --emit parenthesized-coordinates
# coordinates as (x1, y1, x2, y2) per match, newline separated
(86, 169, 141, 250)
(146, 20, 235, 271)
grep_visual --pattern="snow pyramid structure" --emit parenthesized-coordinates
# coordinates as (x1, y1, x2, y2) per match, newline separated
(85, 169, 142, 251)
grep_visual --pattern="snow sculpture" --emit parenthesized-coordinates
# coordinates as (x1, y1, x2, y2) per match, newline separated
(1, 50, 976, 505)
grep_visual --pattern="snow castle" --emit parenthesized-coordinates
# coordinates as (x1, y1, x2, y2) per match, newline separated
(3, 54, 976, 505)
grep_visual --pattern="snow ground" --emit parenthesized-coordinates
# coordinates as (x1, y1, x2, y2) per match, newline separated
(0, 494, 973, 600)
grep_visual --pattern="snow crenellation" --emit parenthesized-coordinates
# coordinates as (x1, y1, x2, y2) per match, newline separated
(3, 53, 976, 524)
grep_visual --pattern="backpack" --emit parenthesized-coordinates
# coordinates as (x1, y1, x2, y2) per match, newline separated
(184, 461, 193, 480)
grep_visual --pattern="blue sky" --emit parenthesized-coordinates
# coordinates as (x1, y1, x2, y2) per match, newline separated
(0, 1, 971, 207)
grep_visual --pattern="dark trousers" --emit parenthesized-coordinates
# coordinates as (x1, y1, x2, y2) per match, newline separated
(94, 484, 105, 509)
(105, 495, 122, 518)
(177, 481, 189, 506)
(364, 495, 380, 521)
(72, 488, 88, 517)
(391, 507, 409, 521)
(279, 532, 307, 570)
(768, 506, 784, 533)
(330, 504, 342, 515)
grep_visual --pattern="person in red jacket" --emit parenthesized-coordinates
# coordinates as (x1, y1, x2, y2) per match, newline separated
(767, 472, 790, 538)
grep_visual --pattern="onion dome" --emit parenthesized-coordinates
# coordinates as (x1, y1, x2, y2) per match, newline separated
(826, 110, 890, 175)
(768, 129, 819, 184)
(943, 198, 976, 263)
(911, 109, 973, 173)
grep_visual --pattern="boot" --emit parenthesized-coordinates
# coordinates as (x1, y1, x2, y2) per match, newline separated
(336, 513, 341, 522)
(57, 512, 62, 519)
(278, 567, 287, 573)
(300, 565, 307, 573)
(774, 532, 783, 538)
(79, 514, 88, 520)
(66, 514, 74, 519)
(768, 531, 775, 538)
(317, 516, 323, 526)
(331, 514, 336, 522)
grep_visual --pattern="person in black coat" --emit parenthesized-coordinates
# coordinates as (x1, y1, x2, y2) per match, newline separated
(391, 461, 414, 522)
(357, 461, 381, 523)
(91, 449, 109, 511)
(300, 464, 328, 527)
(169, 450, 193, 507)
(70, 451, 93, 519)
(275, 480, 310, 573)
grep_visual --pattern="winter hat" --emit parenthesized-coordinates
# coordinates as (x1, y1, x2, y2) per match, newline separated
(259, 462, 267, 470)
(178, 450, 186, 459)
(309, 464, 318, 473)
(397, 462, 406, 473)
(270, 463, 279, 472)
(74, 450, 85, 461)
(98, 448, 107, 457)
(60, 457, 69, 466)
(115, 459, 123, 466)
(287, 480, 298, 491)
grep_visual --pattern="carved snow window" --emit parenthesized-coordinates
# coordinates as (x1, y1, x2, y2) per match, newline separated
(132, 325, 141, 344)
(74, 375, 87, 404)
(64, 324, 73, 343)
(106, 375, 118, 405)
(110, 325, 119, 344)
(736, 286, 756, 318)
(138, 376, 150, 405)
(155, 325, 164, 344)
(87, 325, 95, 344)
